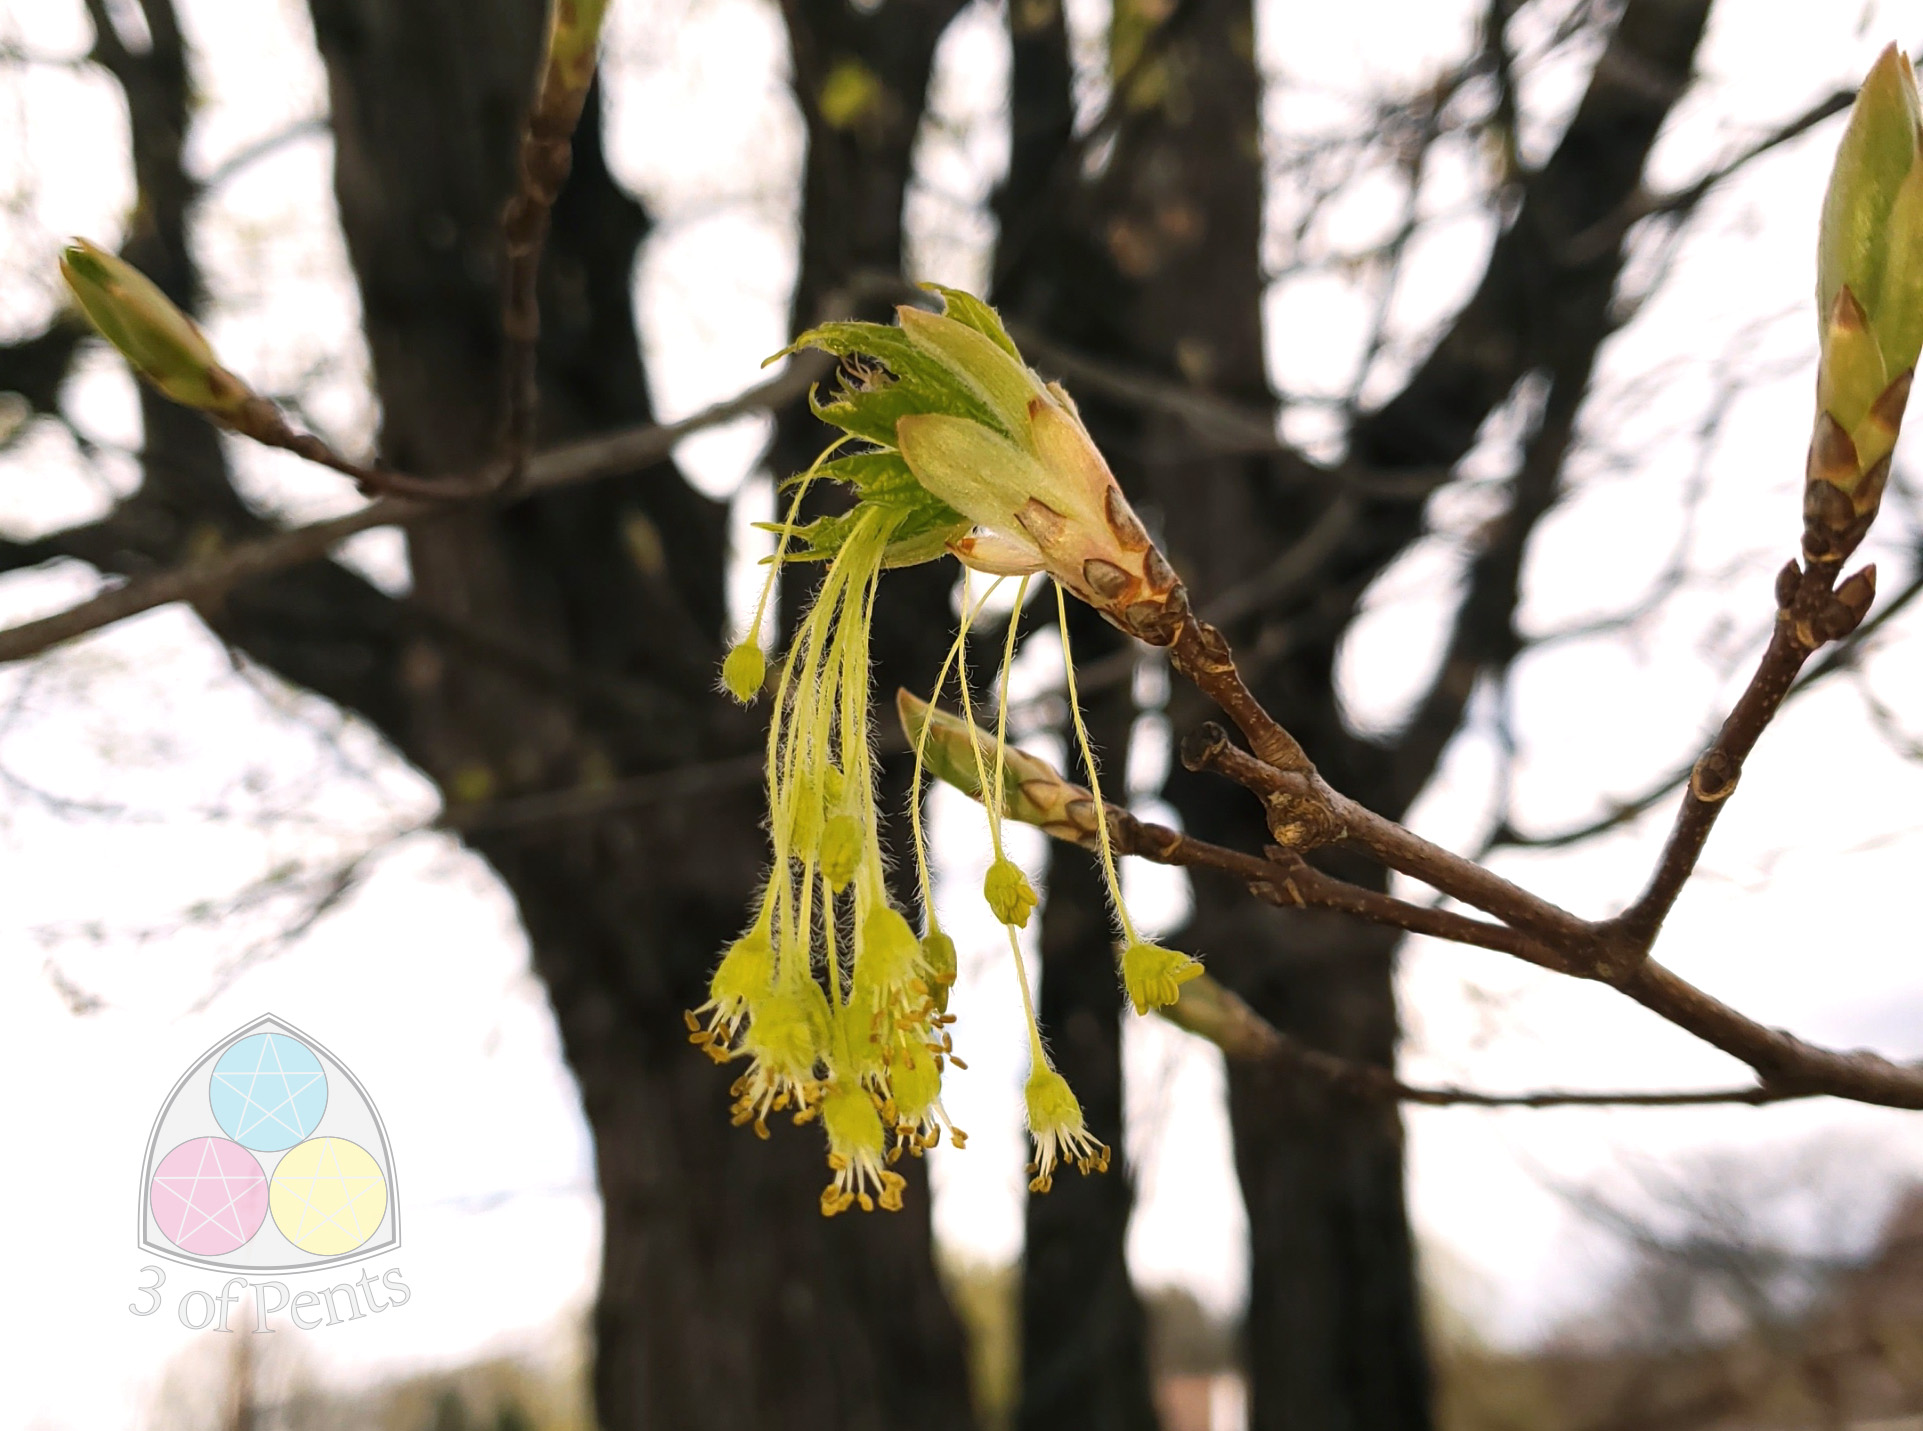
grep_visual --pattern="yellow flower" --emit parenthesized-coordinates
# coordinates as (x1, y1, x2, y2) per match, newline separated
(1121, 940, 1204, 1016)
(729, 979, 832, 1137)
(819, 814, 864, 891)
(819, 1083, 907, 1215)
(921, 930, 958, 1013)
(1023, 1062, 1108, 1193)
(884, 1046, 964, 1156)
(685, 924, 774, 1057)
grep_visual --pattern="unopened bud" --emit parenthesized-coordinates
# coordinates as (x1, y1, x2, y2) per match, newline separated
(984, 857, 1038, 929)
(722, 642, 766, 703)
(896, 688, 1100, 841)
(59, 240, 254, 419)
(1810, 45, 1923, 552)
(1838, 562, 1879, 614)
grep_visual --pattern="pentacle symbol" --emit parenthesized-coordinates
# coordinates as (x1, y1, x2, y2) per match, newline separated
(149, 1136, 269, 1257)
(210, 1032, 328, 1152)
(142, 1015, 398, 1271)
(270, 1137, 389, 1256)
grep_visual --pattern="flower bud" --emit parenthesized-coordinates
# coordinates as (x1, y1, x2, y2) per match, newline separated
(59, 240, 255, 419)
(1809, 45, 1923, 555)
(896, 688, 1102, 842)
(721, 642, 766, 703)
(984, 856, 1039, 929)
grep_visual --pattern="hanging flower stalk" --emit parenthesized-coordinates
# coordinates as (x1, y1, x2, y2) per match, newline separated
(699, 286, 1202, 1212)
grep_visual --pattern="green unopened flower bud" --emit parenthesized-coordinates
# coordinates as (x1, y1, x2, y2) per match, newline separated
(1806, 44, 1923, 558)
(721, 642, 765, 703)
(59, 239, 255, 418)
(820, 814, 863, 891)
(897, 688, 1102, 842)
(1120, 940, 1204, 1016)
(984, 856, 1039, 928)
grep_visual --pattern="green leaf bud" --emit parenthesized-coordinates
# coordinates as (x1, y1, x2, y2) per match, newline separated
(59, 239, 254, 418)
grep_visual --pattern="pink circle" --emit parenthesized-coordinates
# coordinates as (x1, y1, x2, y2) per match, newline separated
(150, 1136, 268, 1256)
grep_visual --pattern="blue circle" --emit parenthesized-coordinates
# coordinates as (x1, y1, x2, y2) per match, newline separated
(209, 1034, 328, 1151)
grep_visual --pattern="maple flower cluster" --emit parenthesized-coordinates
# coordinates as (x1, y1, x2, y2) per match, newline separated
(698, 287, 1202, 1213)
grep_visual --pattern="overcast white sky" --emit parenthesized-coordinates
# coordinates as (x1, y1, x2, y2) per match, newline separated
(6, 0, 1923, 1425)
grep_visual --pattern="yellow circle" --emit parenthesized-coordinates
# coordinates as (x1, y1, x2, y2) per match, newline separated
(269, 1137, 387, 1255)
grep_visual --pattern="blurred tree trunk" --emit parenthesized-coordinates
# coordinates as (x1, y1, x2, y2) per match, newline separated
(994, 0, 1159, 1420)
(300, 1, 972, 1427)
(992, 0, 1433, 1420)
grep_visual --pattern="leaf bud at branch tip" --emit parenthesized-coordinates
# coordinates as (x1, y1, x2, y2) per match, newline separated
(58, 240, 256, 420)
(1810, 45, 1923, 557)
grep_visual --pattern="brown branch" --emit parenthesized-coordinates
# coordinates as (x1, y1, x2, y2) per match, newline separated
(1163, 973, 1798, 1110)
(1103, 806, 1567, 971)
(1143, 563, 1923, 1109)
(0, 354, 827, 666)
(1562, 87, 1856, 266)
(1491, 562, 1923, 852)
(1177, 717, 1596, 951)
(497, 0, 611, 491)
(1604, 558, 1873, 953)
(438, 752, 764, 836)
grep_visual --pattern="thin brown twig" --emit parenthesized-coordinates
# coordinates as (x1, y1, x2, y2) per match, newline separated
(1603, 560, 1862, 952)
(0, 353, 828, 665)
(1491, 561, 1923, 853)
(1153, 562, 1923, 1110)
(496, 0, 612, 492)
(1164, 976, 1799, 1108)
(1101, 804, 1568, 970)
